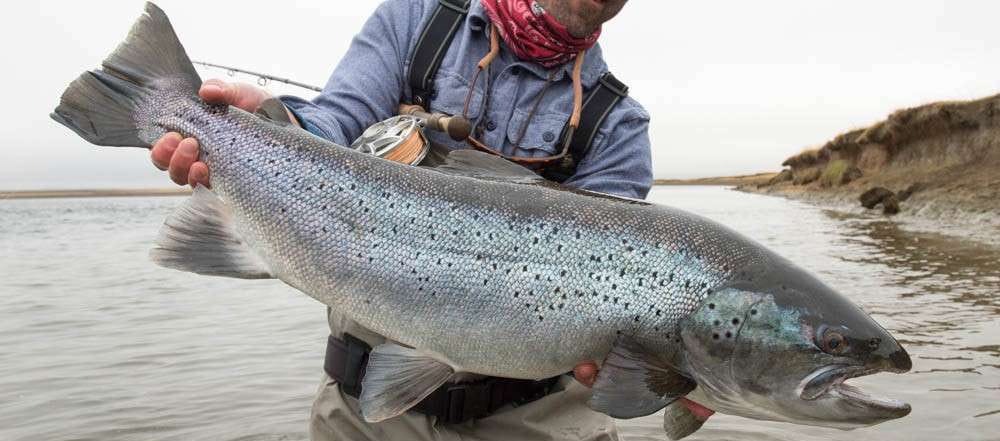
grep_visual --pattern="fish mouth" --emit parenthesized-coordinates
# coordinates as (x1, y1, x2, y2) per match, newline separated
(798, 365, 911, 420)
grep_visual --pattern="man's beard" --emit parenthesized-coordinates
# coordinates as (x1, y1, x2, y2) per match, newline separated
(537, 0, 626, 38)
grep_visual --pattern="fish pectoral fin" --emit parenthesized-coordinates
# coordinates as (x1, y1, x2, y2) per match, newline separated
(359, 343, 454, 423)
(150, 186, 275, 279)
(663, 398, 708, 440)
(588, 336, 696, 419)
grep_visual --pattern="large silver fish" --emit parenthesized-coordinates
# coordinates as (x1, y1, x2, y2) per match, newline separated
(51, 3, 912, 438)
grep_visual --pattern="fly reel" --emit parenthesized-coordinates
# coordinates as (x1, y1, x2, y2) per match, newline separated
(351, 115, 429, 166)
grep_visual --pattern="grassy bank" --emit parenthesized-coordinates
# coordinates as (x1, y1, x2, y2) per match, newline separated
(743, 93, 1000, 223)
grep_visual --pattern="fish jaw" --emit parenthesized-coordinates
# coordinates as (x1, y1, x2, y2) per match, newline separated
(797, 364, 911, 429)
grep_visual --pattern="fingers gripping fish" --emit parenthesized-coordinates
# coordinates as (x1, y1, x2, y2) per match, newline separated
(51, 3, 912, 438)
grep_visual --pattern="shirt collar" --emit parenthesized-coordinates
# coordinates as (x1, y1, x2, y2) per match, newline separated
(467, 1, 607, 86)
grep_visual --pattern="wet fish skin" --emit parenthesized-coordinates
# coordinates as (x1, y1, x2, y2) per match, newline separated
(51, 2, 913, 434)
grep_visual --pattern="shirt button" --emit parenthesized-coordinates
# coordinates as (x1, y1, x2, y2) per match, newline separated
(486, 120, 498, 131)
(543, 131, 555, 142)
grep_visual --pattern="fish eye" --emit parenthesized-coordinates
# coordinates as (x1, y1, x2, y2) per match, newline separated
(816, 326, 848, 355)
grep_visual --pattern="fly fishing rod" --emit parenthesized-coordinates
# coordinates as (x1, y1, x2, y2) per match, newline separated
(192, 60, 323, 92)
(194, 61, 473, 164)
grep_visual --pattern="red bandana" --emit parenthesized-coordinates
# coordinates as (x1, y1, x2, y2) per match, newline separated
(480, 0, 601, 68)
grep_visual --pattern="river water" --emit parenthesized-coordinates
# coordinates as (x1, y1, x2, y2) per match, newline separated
(0, 186, 997, 441)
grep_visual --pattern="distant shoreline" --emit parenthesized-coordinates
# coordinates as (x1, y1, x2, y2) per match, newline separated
(0, 188, 192, 200)
(654, 172, 778, 187)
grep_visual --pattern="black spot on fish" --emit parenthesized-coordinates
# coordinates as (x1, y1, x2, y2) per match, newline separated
(712, 333, 720, 340)
(533, 237, 539, 245)
(725, 331, 732, 338)
(575, 231, 581, 239)
(611, 284, 617, 290)
(732, 318, 740, 325)
(750, 309, 758, 315)
(514, 291, 520, 298)
(655, 309, 661, 316)
(560, 270, 567, 277)
(709, 303, 716, 310)
(714, 320, 721, 326)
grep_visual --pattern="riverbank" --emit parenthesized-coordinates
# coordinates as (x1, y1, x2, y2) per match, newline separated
(729, 93, 1000, 242)
(0, 188, 191, 200)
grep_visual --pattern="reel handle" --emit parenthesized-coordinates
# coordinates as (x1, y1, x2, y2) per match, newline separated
(398, 104, 472, 141)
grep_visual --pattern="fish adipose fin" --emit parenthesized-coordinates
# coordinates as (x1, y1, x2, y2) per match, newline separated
(588, 336, 696, 418)
(151, 186, 275, 279)
(662, 399, 709, 440)
(359, 343, 454, 422)
(50, 2, 201, 148)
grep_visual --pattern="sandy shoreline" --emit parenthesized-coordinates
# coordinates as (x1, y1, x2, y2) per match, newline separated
(0, 188, 192, 200)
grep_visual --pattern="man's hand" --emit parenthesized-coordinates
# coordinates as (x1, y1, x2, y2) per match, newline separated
(150, 79, 276, 187)
(573, 362, 599, 388)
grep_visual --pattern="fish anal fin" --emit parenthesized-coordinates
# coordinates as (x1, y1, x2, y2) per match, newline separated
(588, 336, 696, 419)
(150, 186, 274, 279)
(359, 343, 454, 422)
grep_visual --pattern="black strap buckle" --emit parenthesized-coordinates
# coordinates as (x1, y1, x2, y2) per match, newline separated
(598, 72, 629, 97)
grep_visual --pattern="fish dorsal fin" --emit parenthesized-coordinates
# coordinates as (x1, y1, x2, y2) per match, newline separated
(589, 336, 696, 418)
(150, 186, 275, 279)
(425, 149, 652, 206)
(424, 149, 545, 184)
(359, 343, 455, 422)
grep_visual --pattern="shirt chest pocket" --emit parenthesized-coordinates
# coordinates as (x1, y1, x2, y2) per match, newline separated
(427, 71, 482, 119)
(505, 109, 570, 158)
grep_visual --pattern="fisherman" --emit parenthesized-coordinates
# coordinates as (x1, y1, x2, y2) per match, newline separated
(150, 0, 654, 439)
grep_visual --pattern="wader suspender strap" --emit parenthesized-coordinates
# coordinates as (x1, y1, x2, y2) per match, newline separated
(408, 0, 471, 108)
(542, 72, 630, 183)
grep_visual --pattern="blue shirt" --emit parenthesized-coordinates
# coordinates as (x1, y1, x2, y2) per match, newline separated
(281, 0, 653, 199)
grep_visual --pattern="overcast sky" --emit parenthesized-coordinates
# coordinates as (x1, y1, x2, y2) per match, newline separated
(2, 0, 999, 189)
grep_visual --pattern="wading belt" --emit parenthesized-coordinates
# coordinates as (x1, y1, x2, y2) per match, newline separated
(324, 334, 562, 424)
(405, 0, 629, 183)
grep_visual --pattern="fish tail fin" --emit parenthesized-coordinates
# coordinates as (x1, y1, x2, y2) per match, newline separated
(50, 2, 201, 148)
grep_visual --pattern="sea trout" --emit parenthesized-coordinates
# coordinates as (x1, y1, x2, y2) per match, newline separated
(51, 3, 912, 437)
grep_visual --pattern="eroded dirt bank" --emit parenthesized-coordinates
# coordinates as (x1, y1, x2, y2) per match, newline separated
(740, 93, 1000, 242)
